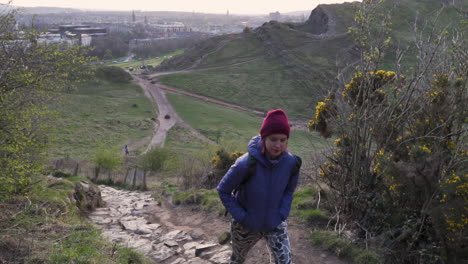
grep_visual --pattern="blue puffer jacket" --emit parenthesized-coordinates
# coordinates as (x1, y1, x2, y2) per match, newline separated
(217, 135, 300, 232)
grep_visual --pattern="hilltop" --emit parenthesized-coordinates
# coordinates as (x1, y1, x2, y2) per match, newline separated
(154, 0, 466, 119)
(155, 3, 357, 119)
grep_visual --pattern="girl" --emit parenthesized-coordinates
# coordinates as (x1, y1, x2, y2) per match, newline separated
(217, 109, 301, 264)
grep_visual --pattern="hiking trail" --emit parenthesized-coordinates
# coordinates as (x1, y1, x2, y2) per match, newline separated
(90, 185, 349, 264)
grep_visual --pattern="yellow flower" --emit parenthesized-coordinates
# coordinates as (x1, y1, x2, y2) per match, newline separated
(377, 149, 385, 156)
(389, 184, 403, 191)
(418, 145, 432, 154)
(334, 138, 342, 146)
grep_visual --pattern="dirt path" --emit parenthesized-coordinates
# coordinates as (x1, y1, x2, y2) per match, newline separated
(163, 202, 350, 264)
(133, 75, 213, 150)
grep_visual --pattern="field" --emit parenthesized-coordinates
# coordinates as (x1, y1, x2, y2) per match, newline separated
(159, 60, 321, 120)
(105, 49, 185, 69)
(165, 93, 329, 158)
(48, 79, 154, 159)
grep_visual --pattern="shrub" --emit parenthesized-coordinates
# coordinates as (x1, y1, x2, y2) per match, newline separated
(308, 1, 467, 262)
(138, 148, 169, 173)
(95, 66, 133, 82)
(207, 148, 245, 188)
(52, 170, 72, 178)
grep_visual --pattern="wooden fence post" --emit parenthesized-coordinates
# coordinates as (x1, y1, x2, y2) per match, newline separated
(74, 163, 79, 176)
(143, 171, 147, 190)
(132, 167, 138, 189)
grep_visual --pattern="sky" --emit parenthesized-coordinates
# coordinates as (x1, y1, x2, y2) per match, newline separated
(5, 0, 359, 15)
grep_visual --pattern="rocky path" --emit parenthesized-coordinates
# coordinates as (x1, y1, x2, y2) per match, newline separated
(90, 186, 349, 264)
(89, 186, 231, 264)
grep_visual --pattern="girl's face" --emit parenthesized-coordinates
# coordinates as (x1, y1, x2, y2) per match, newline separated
(264, 133, 288, 159)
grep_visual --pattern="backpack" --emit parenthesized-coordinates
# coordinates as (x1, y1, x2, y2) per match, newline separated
(223, 154, 302, 217)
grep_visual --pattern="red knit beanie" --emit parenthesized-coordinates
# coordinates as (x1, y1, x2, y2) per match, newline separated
(260, 109, 290, 139)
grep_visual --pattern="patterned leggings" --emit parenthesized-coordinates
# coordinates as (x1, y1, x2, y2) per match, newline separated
(230, 220, 292, 264)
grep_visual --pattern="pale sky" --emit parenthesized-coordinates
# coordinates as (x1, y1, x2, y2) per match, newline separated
(6, 0, 359, 14)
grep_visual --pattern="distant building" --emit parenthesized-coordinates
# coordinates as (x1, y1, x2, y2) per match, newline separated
(37, 32, 79, 46)
(42, 25, 107, 46)
(269, 11, 281, 21)
(129, 37, 176, 48)
(106, 23, 132, 33)
(154, 22, 190, 33)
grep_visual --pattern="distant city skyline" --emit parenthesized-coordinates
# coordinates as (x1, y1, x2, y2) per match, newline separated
(6, 0, 360, 14)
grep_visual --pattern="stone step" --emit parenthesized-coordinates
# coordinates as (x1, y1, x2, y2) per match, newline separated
(90, 185, 232, 264)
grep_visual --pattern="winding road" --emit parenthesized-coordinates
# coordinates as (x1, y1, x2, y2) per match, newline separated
(133, 74, 214, 151)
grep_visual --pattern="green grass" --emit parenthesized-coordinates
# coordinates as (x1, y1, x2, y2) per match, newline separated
(106, 49, 185, 69)
(49, 79, 154, 160)
(50, 225, 151, 264)
(159, 57, 325, 120)
(166, 93, 328, 158)
(166, 93, 260, 145)
(165, 125, 213, 153)
(292, 186, 318, 210)
(291, 187, 329, 225)
(201, 33, 264, 67)
(172, 189, 224, 215)
(310, 230, 382, 264)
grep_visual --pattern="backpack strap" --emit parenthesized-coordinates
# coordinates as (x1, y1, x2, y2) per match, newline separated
(233, 154, 257, 195)
(224, 154, 301, 217)
(234, 154, 301, 194)
(292, 154, 302, 176)
(224, 155, 257, 217)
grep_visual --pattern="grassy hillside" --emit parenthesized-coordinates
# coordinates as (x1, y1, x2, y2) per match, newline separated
(49, 78, 154, 159)
(158, 28, 352, 119)
(155, 0, 465, 119)
(165, 93, 328, 157)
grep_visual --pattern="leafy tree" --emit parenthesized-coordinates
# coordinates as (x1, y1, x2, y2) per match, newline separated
(139, 148, 169, 172)
(138, 148, 170, 189)
(92, 148, 122, 181)
(88, 35, 129, 59)
(308, 1, 467, 262)
(0, 5, 95, 200)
